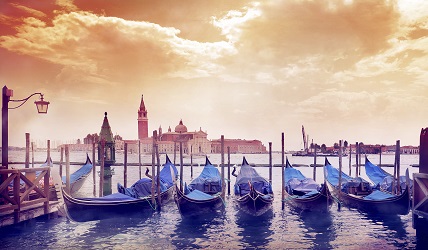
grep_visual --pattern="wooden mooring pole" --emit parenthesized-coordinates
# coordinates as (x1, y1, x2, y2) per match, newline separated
(190, 145, 193, 179)
(338, 140, 343, 197)
(338, 140, 343, 211)
(47, 140, 51, 167)
(60, 146, 63, 178)
(180, 140, 184, 192)
(313, 143, 317, 181)
(124, 142, 128, 188)
(151, 131, 156, 205)
(269, 142, 272, 185)
(25, 133, 30, 168)
(227, 146, 231, 196)
(221, 135, 225, 199)
(174, 141, 177, 165)
(281, 132, 285, 210)
(139, 140, 142, 180)
(31, 141, 34, 168)
(395, 140, 401, 195)
(92, 142, 96, 196)
(99, 140, 105, 197)
(65, 144, 70, 193)
(156, 142, 161, 210)
(355, 142, 359, 177)
(358, 142, 362, 176)
(348, 144, 352, 176)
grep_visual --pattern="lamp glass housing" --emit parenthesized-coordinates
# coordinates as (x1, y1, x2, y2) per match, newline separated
(35, 98, 49, 114)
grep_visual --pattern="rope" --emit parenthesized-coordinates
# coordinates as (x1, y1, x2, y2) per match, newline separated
(219, 195, 227, 207)
(144, 196, 158, 211)
(330, 194, 343, 206)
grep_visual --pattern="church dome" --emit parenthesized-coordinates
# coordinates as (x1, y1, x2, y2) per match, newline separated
(175, 119, 187, 133)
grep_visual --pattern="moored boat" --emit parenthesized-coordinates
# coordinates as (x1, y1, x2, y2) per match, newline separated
(62, 155, 178, 222)
(174, 157, 224, 217)
(324, 158, 410, 215)
(364, 156, 411, 193)
(284, 157, 331, 212)
(61, 154, 93, 194)
(233, 157, 274, 216)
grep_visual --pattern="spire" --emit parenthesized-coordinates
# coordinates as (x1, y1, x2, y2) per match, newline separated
(139, 94, 146, 111)
(99, 112, 114, 143)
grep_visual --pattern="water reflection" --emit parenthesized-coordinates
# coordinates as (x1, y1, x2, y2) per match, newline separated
(298, 210, 335, 249)
(77, 213, 154, 249)
(172, 212, 226, 249)
(235, 208, 274, 249)
(362, 213, 407, 240)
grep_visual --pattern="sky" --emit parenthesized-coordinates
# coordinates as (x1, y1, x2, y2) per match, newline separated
(1, 0, 428, 151)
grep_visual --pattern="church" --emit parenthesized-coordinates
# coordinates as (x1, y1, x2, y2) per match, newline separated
(116, 95, 267, 155)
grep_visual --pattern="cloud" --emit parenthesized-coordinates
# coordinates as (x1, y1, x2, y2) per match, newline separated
(55, 0, 78, 12)
(0, 11, 237, 87)
(10, 3, 47, 18)
(213, 0, 401, 86)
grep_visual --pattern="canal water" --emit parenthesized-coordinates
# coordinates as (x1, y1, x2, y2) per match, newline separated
(1, 151, 424, 249)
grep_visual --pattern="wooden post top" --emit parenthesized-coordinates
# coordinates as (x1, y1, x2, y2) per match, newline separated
(420, 128, 428, 174)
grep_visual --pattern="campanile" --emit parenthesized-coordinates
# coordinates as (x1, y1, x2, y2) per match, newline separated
(138, 95, 148, 139)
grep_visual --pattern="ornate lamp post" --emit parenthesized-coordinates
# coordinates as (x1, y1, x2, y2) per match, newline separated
(2, 85, 49, 170)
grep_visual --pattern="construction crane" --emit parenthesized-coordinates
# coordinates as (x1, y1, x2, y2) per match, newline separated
(302, 125, 309, 152)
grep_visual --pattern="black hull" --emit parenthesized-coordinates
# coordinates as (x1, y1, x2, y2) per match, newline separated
(326, 181, 410, 215)
(284, 184, 331, 212)
(174, 185, 224, 217)
(235, 186, 273, 216)
(62, 187, 174, 222)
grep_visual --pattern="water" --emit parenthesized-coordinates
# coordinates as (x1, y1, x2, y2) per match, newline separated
(1, 151, 424, 249)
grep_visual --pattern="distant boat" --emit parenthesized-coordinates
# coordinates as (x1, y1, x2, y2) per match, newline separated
(233, 157, 274, 216)
(61, 154, 93, 194)
(284, 157, 331, 212)
(62, 155, 178, 222)
(324, 158, 410, 215)
(174, 157, 224, 217)
(292, 151, 347, 157)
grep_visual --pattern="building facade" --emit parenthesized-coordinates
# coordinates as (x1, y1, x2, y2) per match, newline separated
(133, 96, 267, 155)
(78, 94, 267, 155)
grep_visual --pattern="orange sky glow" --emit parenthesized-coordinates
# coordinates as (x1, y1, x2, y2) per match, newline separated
(1, 0, 428, 150)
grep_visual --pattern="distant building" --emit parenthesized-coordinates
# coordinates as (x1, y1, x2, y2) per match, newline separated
(131, 95, 267, 154)
(76, 94, 267, 154)
(401, 145, 419, 154)
(211, 139, 266, 154)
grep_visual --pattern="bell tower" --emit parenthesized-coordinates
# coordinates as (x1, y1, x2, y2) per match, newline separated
(138, 95, 148, 139)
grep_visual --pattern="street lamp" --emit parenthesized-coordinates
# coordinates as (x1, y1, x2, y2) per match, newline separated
(2, 85, 50, 171)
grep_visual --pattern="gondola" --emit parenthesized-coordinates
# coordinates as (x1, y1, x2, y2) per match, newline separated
(364, 156, 411, 192)
(61, 154, 93, 194)
(284, 157, 331, 212)
(174, 157, 224, 217)
(324, 158, 410, 215)
(40, 156, 53, 167)
(62, 155, 178, 222)
(233, 157, 274, 216)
